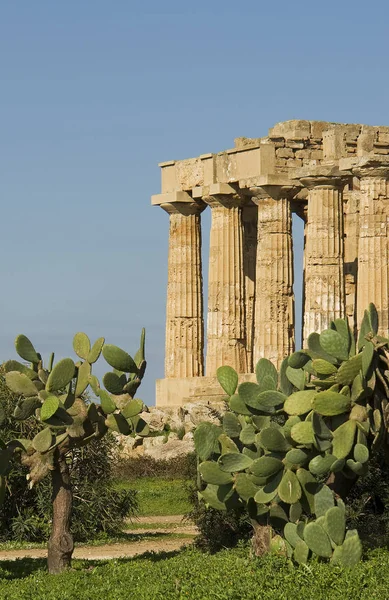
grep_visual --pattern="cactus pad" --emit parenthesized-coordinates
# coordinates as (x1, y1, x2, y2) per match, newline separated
(13, 397, 41, 420)
(290, 421, 314, 445)
(314, 484, 335, 517)
(223, 413, 241, 438)
(332, 420, 357, 459)
(32, 428, 54, 453)
(98, 390, 116, 414)
(194, 422, 222, 461)
(6, 372, 39, 397)
(258, 427, 290, 452)
(15, 334, 40, 364)
(284, 390, 316, 416)
(73, 332, 91, 360)
(324, 506, 345, 546)
(255, 358, 278, 388)
(216, 366, 238, 396)
(250, 456, 284, 478)
(303, 522, 332, 557)
(121, 398, 143, 419)
(233, 473, 259, 501)
(293, 539, 310, 564)
(319, 329, 349, 361)
(218, 452, 253, 473)
(278, 469, 301, 504)
(40, 396, 60, 421)
(102, 344, 138, 373)
(75, 360, 91, 396)
(312, 391, 351, 416)
(87, 337, 105, 364)
(199, 461, 233, 485)
(46, 359, 75, 392)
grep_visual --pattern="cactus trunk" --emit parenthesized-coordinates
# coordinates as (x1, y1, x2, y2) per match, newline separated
(47, 452, 74, 574)
(250, 520, 272, 556)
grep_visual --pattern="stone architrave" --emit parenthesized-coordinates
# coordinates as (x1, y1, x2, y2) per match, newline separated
(161, 199, 206, 378)
(296, 168, 349, 346)
(251, 181, 298, 368)
(353, 158, 389, 336)
(195, 184, 248, 375)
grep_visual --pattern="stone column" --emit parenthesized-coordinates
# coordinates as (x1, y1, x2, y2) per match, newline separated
(251, 184, 297, 368)
(161, 200, 206, 378)
(199, 184, 248, 375)
(354, 160, 389, 335)
(297, 168, 348, 345)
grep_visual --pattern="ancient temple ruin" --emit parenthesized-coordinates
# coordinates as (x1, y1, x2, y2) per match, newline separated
(152, 120, 389, 406)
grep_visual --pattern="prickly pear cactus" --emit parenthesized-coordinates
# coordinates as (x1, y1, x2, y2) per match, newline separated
(195, 304, 389, 567)
(3, 329, 148, 486)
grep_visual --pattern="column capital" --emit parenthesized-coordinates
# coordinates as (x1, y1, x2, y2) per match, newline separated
(294, 166, 351, 190)
(160, 200, 206, 216)
(193, 183, 247, 208)
(248, 176, 302, 201)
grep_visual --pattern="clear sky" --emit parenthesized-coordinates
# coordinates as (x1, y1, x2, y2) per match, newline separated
(1, 0, 388, 405)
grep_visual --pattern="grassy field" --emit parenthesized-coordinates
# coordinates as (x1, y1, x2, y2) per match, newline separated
(0, 545, 388, 599)
(115, 477, 192, 516)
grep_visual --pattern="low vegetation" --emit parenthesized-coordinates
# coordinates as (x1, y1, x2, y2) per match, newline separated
(0, 546, 389, 599)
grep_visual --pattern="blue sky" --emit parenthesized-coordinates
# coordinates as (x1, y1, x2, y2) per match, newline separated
(1, 0, 388, 405)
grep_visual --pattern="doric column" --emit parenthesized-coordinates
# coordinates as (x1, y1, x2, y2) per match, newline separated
(161, 199, 206, 378)
(196, 184, 248, 375)
(354, 159, 389, 335)
(297, 168, 348, 346)
(251, 182, 298, 368)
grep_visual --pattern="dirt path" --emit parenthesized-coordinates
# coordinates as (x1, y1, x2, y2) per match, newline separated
(0, 516, 197, 561)
(132, 515, 187, 525)
(0, 538, 193, 561)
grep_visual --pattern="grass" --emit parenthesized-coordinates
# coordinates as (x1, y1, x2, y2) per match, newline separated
(114, 477, 191, 516)
(0, 545, 389, 599)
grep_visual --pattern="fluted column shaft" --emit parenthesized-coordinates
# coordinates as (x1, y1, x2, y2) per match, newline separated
(357, 175, 389, 335)
(162, 201, 205, 378)
(254, 194, 295, 368)
(303, 178, 345, 345)
(205, 195, 247, 375)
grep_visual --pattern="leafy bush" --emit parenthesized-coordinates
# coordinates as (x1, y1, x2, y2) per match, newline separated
(346, 453, 389, 544)
(0, 370, 137, 543)
(186, 483, 251, 552)
(114, 453, 197, 480)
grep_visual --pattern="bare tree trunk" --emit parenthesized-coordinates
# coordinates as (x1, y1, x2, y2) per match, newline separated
(47, 452, 74, 574)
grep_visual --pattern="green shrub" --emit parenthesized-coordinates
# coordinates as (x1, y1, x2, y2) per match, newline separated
(114, 453, 197, 480)
(186, 482, 252, 552)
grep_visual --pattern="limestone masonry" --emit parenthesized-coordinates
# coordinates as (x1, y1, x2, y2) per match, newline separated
(152, 120, 389, 407)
